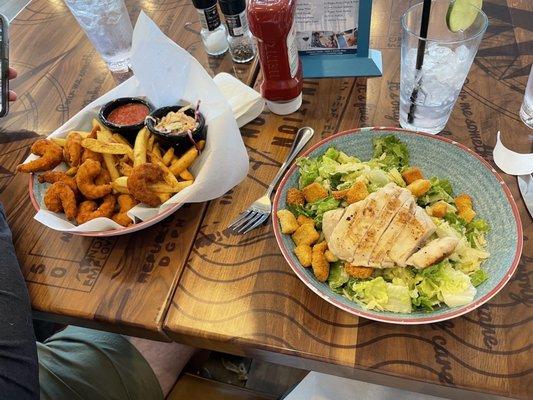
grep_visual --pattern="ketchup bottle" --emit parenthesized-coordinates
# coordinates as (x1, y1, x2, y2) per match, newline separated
(247, 0, 303, 115)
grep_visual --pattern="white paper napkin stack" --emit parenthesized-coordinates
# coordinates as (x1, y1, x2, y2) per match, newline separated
(213, 72, 264, 128)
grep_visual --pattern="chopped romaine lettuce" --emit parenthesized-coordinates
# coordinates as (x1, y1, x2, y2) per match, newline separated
(287, 196, 339, 228)
(337, 151, 360, 164)
(324, 147, 340, 161)
(470, 269, 489, 287)
(297, 157, 319, 189)
(328, 262, 349, 289)
(372, 135, 410, 171)
(318, 156, 341, 179)
(465, 218, 489, 249)
(450, 238, 489, 274)
(418, 177, 454, 206)
(365, 169, 390, 188)
(388, 168, 406, 187)
(412, 261, 476, 310)
(383, 267, 416, 290)
(351, 277, 412, 313)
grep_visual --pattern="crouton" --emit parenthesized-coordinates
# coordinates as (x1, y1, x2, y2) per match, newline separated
(276, 209, 299, 234)
(302, 182, 328, 203)
(291, 223, 320, 246)
(324, 250, 339, 263)
(401, 167, 424, 184)
(294, 244, 312, 267)
(407, 179, 431, 197)
(458, 207, 476, 223)
(332, 189, 349, 200)
(345, 264, 374, 279)
(346, 181, 369, 204)
(287, 188, 305, 206)
(312, 241, 329, 282)
(431, 201, 448, 218)
(455, 193, 473, 212)
(297, 215, 314, 226)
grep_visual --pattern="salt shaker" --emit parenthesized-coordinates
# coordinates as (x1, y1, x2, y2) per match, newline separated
(192, 0, 229, 56)
(218, 0, 256, 63)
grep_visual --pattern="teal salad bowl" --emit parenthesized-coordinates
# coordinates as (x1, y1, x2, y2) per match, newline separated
(272, 127, 523, 324)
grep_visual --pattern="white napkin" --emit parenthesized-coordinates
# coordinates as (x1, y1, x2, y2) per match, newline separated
(213, 72, 264, 128)
(493, 131, 533, 175)
(28, 12, 249, 232)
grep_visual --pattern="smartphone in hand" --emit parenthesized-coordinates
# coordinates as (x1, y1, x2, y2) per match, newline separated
(0, 14, 9, 118)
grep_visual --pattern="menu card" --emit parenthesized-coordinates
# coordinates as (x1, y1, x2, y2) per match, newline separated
(295, 0, 359, 55)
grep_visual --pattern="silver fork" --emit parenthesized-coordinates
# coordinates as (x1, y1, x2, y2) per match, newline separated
(228, 126, 315, 234)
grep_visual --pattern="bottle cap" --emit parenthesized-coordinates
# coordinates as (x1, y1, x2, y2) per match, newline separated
(266, 93, 303, 115)
(192, 0, 217, 9)
(218, 0, 246, 16)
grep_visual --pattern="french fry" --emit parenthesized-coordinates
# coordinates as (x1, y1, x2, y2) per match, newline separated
(118, 161, 133, 176)
(197, 140, 206, 150)
(152, 143, 162, 161)
(150, 180, 193, 193)
(112, 133, 132, 147)
(103, 154, 120, 181)
(147, 134, 155, 152)
(162, 147, 175, 166)
(92, 118, 104, 132)
(65, 166, 78, 176)
(111, 176, 129, 194)
(179, 169, 194, 181)
(82, 138, 134, 158)
(157, 193, 171, 203)
(133, 128, 149, 167)
(96, 129, 115, 143)
(153, 159, 181, 188)
(169, 147, 198, 175)
(51, 138, 66, 147)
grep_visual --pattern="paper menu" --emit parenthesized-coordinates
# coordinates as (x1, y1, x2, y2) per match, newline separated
(296, 0, 359, 55)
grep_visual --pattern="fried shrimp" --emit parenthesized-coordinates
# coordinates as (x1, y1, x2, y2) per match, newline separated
(17, 139, 63, 173)
(112, 194, 138, 227)
(95, 168, 111, 185)
(38, 171, 78, 194)
(76, 195, 116, 224)
(43, 181, 77, 220)
(63, 132, 83, 167)
(127, 163, 165, 207)
(76, 159, 112, 199)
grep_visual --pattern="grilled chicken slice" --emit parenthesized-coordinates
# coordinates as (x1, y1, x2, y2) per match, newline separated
(322, 208, 345, 243)
(329, 184, 398, 263)
(387, 206, 436, 267)
(351, 186, 411, 266)
(368, 200, 415, 267)
(406, 236, 459, 269)
(327, 200, 368, 261)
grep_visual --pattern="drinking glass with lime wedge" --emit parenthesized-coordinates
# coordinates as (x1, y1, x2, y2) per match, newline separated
(400, 0, 488, 134)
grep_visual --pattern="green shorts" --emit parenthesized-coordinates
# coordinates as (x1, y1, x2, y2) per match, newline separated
(37, 326, 163, 400)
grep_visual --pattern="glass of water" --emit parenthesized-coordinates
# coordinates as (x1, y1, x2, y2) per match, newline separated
(520, 65, 533, 129)
(399, 0, 488, 134)
(64, 0, 133, 73)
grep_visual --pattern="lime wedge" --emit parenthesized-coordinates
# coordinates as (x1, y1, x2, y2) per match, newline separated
(446, 0, 483, 32)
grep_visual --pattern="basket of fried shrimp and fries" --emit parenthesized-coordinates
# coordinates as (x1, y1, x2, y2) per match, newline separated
(18, 116, 205, 236)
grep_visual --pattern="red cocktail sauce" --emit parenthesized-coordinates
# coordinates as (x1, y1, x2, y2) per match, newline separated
(107, 103, 149, 126)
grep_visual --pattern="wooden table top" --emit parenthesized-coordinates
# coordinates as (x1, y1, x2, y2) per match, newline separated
(164, 0, 533, 398)
(0, 0, 255, 340)
(1, 0, 531, 398)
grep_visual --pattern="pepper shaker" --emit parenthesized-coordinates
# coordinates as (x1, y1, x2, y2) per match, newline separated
(192, 0, 229, 56)
(218, 0, 256, 63)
